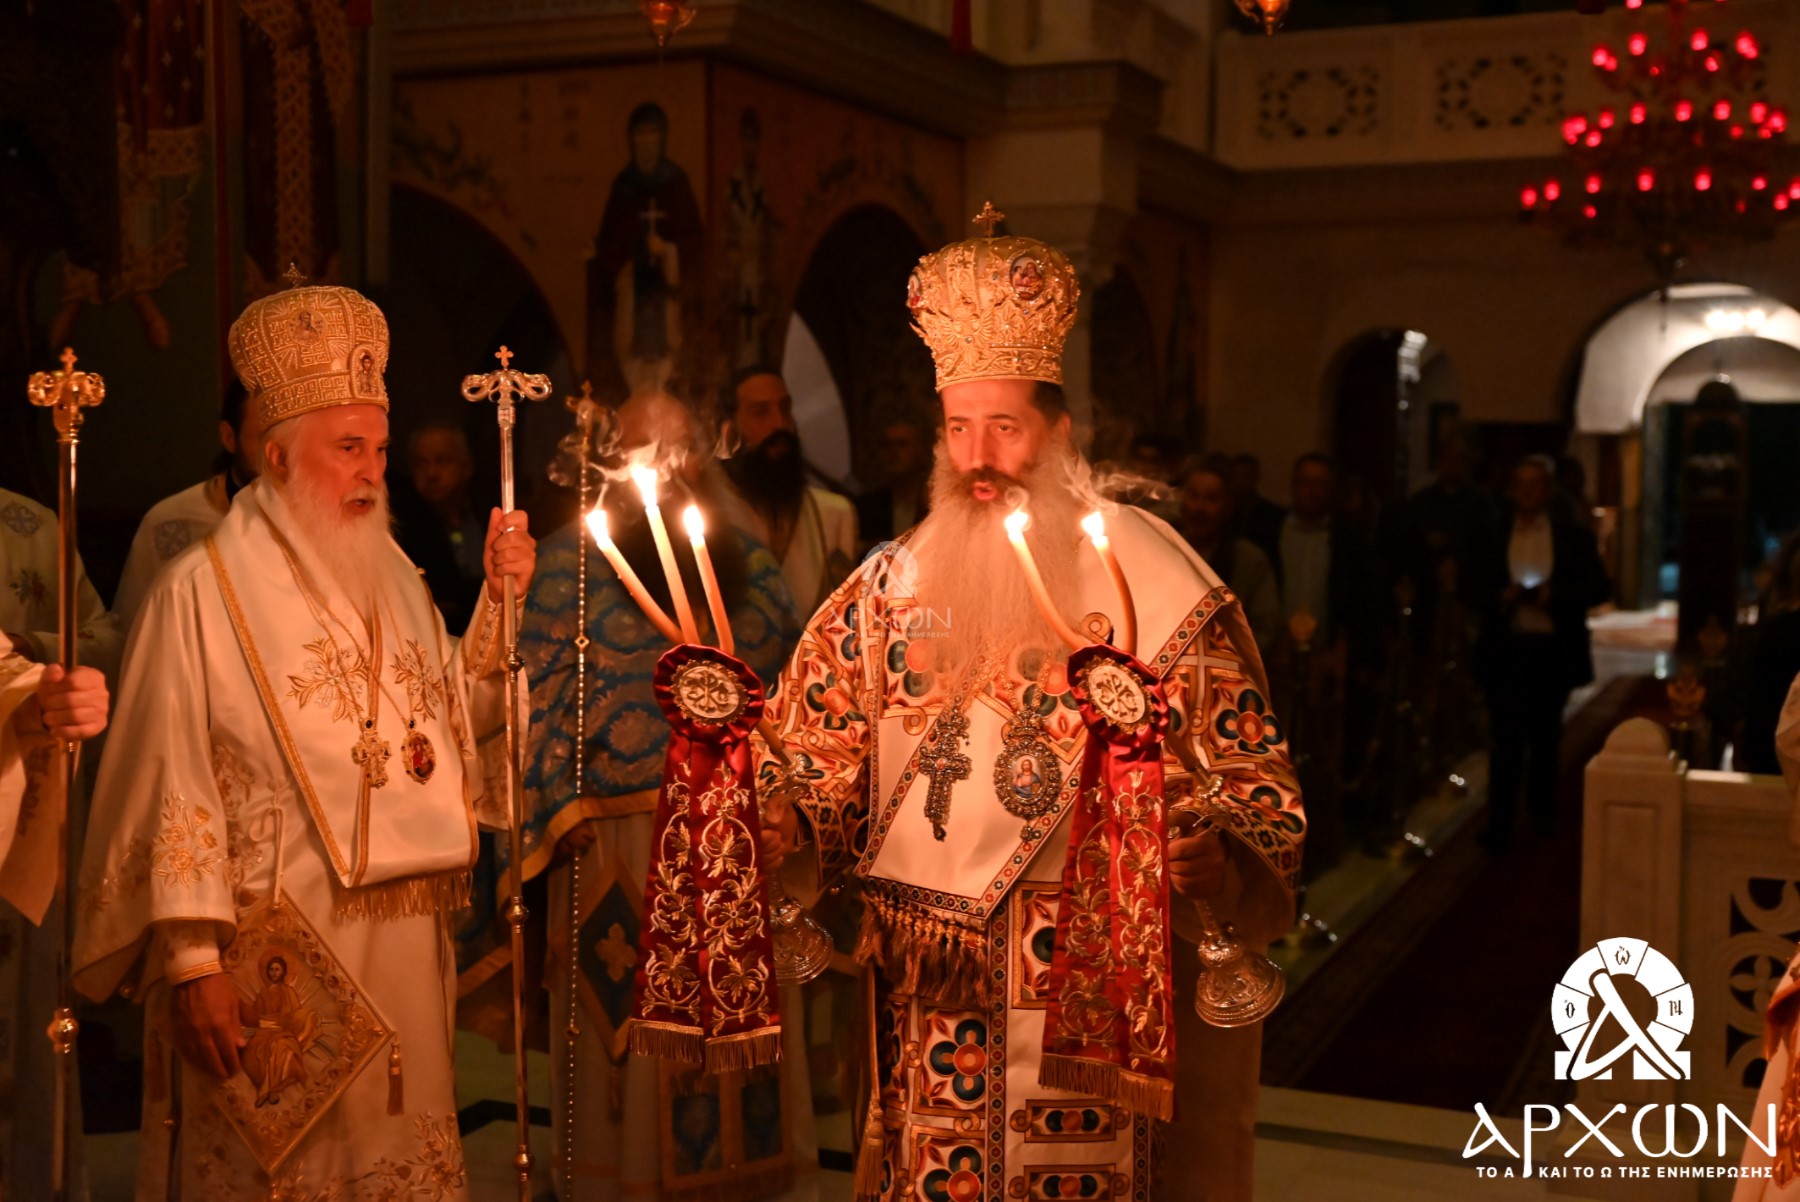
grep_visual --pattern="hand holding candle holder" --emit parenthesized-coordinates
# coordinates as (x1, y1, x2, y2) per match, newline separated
(1168, 792, 1287, 1028)
(588, 468, 833, 991)
(758, 771, 835, 986)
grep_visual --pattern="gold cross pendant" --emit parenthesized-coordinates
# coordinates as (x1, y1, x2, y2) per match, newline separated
(352, 722, 391, 790)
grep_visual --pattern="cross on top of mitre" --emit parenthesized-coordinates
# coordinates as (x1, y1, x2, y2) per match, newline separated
(282, 262, 307, 289)
(972, 201, 1005, 236)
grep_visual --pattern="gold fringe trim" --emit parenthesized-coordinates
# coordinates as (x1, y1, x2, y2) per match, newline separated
(855, 892, 990, 1008)
(702, 1026, 784, 1075)
(666, 1160, 796, 1202)
(1039, 1053, 1176, 1122)
(852, 1102, 885, 1199)
(628, 1019, 705, 1064)
(332, 868, 471, 922)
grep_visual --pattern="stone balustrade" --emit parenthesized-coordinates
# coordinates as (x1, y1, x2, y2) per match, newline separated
(1570, 718, 1800, 1198)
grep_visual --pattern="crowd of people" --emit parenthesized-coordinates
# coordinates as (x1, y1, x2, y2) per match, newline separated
(1109, 437, 1609, 859)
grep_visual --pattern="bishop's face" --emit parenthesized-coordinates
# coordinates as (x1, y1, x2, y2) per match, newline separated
(271, 404, 390, 520)
(939, 379, 1069, 504)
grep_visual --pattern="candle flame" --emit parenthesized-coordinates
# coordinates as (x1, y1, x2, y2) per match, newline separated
(1080, 511, 1107, 543)
(584, 506, 612, 548)
(630, 465, 660, 510)
(1004, 508, 1030, 538)
(682, 504, 705, 541)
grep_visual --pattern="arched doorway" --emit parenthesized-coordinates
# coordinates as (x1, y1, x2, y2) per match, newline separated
(1639, 338, 1800, 610)
(382, 185, 570, 527)
(1571, 283, 1800, 608)
(1326, 330, 1458, 505)
(789, 205, 931, 490)
(1089, 267, 1160, 461)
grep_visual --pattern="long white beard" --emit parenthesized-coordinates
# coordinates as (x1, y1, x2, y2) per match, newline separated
(907, 449, 1087, 675)
(282, 464, 395, 607)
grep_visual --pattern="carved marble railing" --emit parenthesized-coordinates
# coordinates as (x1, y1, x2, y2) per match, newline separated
(1581, 718, 1800, 1130)
(1214, 1, 1800, 171)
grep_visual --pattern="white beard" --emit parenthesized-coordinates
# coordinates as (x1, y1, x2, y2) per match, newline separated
(281, 464, 395, 608)
(907, 447, 1087, 675)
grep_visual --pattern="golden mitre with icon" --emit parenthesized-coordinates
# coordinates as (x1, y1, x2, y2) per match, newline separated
(907, 201, 1081, 389)
(228, 270, 391, 431)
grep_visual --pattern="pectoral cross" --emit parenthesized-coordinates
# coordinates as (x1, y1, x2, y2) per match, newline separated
(640, 198, 665, 241)
(352, 722, 391, 790)
(919, 708, 972, 841)
(595, 922, 638, 983)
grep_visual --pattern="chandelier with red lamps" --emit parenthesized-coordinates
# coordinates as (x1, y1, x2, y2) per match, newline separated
(1521, 0, 1798, 288)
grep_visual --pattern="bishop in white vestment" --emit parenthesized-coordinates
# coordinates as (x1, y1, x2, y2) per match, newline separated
(73, 283, 535, 1199)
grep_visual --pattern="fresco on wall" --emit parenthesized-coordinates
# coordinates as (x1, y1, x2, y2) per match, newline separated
(588, 101, 704, 397)
(1102, 207, 1211, 454)
(392, 62, 709, 391)
(722, 106, 776, 370)
(392, 60, 962, 457)
(53, 0, 203, 352)
(707, 64, 962, 473)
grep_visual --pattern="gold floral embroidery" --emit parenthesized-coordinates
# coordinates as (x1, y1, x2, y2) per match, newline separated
(79, 835, 151, 920)
(265, 1112, 468, 1201)
(153, 795, 221, 887)
(390, 640, 444, 722)
(286, 635, 369, 725)
(212, 743, 267, 894)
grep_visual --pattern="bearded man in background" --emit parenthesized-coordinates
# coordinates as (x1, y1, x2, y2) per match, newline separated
(719, 364, 858, 614)
(74, 282, 535, 1198)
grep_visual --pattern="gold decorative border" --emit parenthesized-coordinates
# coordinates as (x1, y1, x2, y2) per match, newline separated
(205, 535, 351, 880)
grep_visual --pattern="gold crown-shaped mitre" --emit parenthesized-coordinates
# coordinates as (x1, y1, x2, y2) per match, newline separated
(229, 280, 390, 430)
(907, 203, 1080, 389)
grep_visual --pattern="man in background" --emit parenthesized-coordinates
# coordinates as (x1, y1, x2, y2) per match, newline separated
(114, 381, 256, 630)
(1177, 461, 1281, 651)
(854, 412, 932, 546)
(719, 364, 857, 615)
(391, 420, 489, 631)
(1230, 451, 1287, 564)
(1278, 453, 1342, 641)
(1476, 455, 1608, 853)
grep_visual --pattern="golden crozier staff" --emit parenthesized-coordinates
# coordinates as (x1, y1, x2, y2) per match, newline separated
(26, 347, 105, 1202)
(460, 346, 551, 1201)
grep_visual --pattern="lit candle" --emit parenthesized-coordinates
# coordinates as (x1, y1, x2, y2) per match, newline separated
(682, 504, 734, 656)
(631, 466, 700, 644)
(1004, 509, 1086, 653)
(586, 507, 684, 644)
(1080, 510, 1137, 656)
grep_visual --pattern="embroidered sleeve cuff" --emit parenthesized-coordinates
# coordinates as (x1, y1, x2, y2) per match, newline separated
(162, 921, 223, 985)
(168, 959, 224, 985)
(461, 593, 518, 678)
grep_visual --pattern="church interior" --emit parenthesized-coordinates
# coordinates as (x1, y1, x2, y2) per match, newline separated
(9, 0, 1800, 1198)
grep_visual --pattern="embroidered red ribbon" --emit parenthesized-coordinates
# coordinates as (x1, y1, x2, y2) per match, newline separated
(629, 645, 784, 1072)
(1040, 644, 1177, 1120)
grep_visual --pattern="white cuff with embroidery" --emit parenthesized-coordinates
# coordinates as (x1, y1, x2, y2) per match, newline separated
(162, 921, 223, 985)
